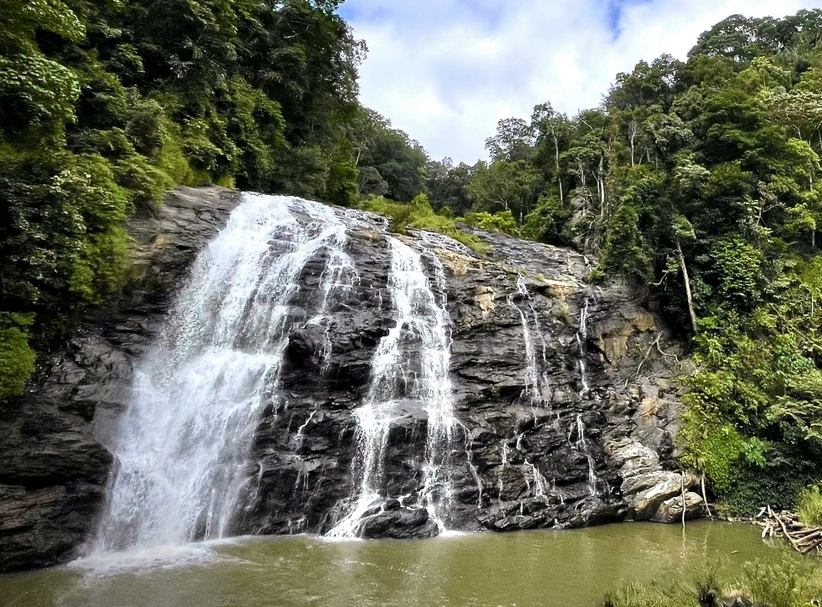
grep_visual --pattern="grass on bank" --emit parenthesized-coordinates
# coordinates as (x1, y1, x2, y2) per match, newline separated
(603, 557, 822, 607)
(798, 486, 822, 528)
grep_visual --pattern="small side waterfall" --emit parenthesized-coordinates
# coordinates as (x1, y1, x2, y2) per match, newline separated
(95, 193, 352, 552)
(304, 220, 359, 372)
(576, 296, 591, 396)
(329, 237, 456, 537)
(523, 460, 549, 498)
(570, 414, 599, 497)
(508, 274, 550, 406)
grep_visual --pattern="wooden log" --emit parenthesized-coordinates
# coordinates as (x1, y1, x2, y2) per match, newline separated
(777, 514, 801, 550)
(801, 538, 822, 555)
(757, 505, 822, 557)
(795, 530, 822, 543)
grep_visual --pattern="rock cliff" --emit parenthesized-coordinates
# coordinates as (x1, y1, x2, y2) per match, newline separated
(0, 186, 701, 571)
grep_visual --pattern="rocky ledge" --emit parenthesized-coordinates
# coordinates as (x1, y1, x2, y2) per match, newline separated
(0, 186, 703, 572)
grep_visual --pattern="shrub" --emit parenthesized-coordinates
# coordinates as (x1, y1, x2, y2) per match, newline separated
(360, 194, 489, 255)
(741, 558, 816, 607)
(603, 557, 821, 607)
(0, 314, 36, 401)
(461, 210, 520, 236)
(603, 579, 701, 607)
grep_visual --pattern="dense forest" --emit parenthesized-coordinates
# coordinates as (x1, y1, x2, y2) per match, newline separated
(4, 1, 822, 512)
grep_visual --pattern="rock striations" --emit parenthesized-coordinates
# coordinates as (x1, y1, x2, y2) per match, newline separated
(0, 187, 702, 571)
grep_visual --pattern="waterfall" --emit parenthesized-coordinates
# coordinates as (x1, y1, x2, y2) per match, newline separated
(508, 274, 550, 406)
(328, 237, 455, 537)
(523, 460, 549, 499)
(576, 296, 591, 396)
(304, 229, 359, 372)
(570, 414, 599, 497)
(95, 193, 351, 552)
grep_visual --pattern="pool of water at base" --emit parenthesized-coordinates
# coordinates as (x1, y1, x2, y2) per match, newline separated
(0, 521, 810, 607)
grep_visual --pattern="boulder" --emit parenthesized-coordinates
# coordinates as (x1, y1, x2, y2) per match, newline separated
(359, 506, 439, 539)
(629, 473, 699, 521)
(651, 491, 705, 523)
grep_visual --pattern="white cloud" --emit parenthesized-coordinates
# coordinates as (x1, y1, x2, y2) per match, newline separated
(341, 0, 822, 163)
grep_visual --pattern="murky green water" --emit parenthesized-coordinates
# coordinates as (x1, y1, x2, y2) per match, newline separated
(0, 522, 807, 607)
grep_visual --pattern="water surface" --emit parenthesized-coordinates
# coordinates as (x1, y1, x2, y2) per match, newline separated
(0, 521, 803, 607)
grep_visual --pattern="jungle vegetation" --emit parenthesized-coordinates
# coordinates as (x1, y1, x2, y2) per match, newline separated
(427, 10, 822, 512)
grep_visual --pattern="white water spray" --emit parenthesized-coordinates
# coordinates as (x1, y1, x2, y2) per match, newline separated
(508, 274, 551, 406)
(328, 237, 456, 537)
(571, 414, 599, 497)
(576, 297, 591, 397)
(95, 193, 351, 552)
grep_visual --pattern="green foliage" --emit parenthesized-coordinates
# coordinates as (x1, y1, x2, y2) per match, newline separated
(711, 236, 765, 309)
(0, 314, 36, 400)
(603, 561, 723, 607)
(427, 159, 474, 215)
(742, 558, 818, 607)
(604, 579, 701, 607)
(603, 557, 822, 607)
(466, 159, 541, 220)
(352, 108, 428, 202)
(680, 421, 749, 492)
(598, 199, 653, 284)
(521, 196, 572, 245)
(360, 194, 489, 255)
(461, 211, 519, 236)
(0, 1, 83, 138)
(797, 485, 822, 527)
(0, 0, 372, 399)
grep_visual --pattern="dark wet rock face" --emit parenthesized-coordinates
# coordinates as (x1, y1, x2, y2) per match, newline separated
(1, 187, 690, 571)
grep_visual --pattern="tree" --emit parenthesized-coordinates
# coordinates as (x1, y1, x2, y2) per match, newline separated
(352, 110, 428, 202)
(0, 0, 374, 397)
(466, 160, 541, 220)
(426, 158, 474, 215)
(485, 117, 535, 162)
(531, 102, 571, 205)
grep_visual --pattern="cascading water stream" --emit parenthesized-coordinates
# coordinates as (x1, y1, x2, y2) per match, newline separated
(508, 274, 550, 406)
(571, 295, 598, 497)
(95, 193, 352, 552)
(328, 237, 456, 537)
(570, 414, 599, 497)
(456, 420, 483, 510)
(523, 460, 549, 498)
(576, 296, 591, 397)
(304, 222, 359, 372)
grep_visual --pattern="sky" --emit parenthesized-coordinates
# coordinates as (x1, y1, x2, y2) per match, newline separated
(338, 0, 822, 164)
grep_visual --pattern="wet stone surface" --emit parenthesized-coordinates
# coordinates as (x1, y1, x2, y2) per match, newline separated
(0, 186, 692, 571)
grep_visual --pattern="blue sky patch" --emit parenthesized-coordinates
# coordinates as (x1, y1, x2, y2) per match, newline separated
(607, 0, 655, 37)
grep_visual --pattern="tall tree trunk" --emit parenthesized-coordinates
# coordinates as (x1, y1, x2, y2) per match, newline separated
(598, 154, 606, 217)
(553, 132, 564, 205)
(676, 239, 699, 335)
